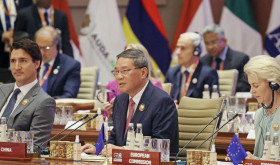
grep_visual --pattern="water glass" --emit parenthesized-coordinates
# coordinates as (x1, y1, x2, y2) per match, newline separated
(25, 131, 34, 153)
(14, 131, 25, 143)
(151, 139, 159, 152)
(227, 96, 236, 113)
(236, 97, 246, 113)
(7, 129, 14, 142)
(160, 139, 170, 162)
(143, 136, 151, 151)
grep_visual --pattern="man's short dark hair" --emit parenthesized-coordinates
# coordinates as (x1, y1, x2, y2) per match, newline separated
(10, 38, 42, 73)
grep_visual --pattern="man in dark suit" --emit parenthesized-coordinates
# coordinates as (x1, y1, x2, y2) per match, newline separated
(13, 0, 73, 57)
(82, 49, 179, 156)
(200, 24, 250, 92)
(165, 32, 219, 104)
(35, 26, 80, 99)
(0, 39, 55, 152)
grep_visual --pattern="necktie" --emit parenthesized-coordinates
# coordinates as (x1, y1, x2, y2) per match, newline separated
(44, 11, 49, 25)
(2, 88, 21, 121)
(3, 0, 11, 30)
(124, 98, 135, 136)
(184, 70, 189, 80)
(216, 58, 222, 70)
(41, 63, 50, 92)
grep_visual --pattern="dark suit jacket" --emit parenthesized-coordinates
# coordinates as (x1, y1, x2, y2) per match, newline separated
(46, 53, 81, 98)
(14, 4, 73, 57)
(0, 20, 9, 68)
(108, 82, 179, 154)
(165, 62, 219, 101)
(200, 47, 250, 92)
(0, 83, 55, 152)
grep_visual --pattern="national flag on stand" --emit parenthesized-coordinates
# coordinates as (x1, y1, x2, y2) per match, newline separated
(220, 0, 262, 57)
(52, 0, 84, 64)
(171, 0, 214, 57)
(96, 123, 105, 155)
(264, 0, 280, 57)
(122, 0, 170, 79)
(79, 0, 126, 85)
(227, 134, 247, 165)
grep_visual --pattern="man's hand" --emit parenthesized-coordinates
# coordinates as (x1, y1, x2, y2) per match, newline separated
(81, 144, 96, 154)
(103, 98, 115, 120)
(101, 144, 124, 157)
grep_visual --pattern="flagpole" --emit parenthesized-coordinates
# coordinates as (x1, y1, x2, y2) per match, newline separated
(102, 139, 109, 165)
(102, 120, 110, 165)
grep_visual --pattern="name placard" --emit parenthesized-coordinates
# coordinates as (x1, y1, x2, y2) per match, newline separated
(112, 149, 160, 165)
(243, 159, 280, 165)
(0, 142, 26, 158)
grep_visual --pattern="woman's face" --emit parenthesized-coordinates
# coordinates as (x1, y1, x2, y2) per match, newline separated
(248, 74, 272, 105)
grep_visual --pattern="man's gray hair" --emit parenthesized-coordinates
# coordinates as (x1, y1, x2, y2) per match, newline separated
(202, 24, 225, 38)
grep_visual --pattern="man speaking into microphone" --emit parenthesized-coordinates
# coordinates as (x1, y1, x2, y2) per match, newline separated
(82, 49, 179, 156)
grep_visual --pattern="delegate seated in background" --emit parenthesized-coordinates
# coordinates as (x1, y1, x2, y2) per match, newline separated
(104, 43, 162, 119)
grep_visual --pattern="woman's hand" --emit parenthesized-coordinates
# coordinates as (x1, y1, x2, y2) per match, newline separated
(245, 151, 254, 159)
(81, 144, 96, 154)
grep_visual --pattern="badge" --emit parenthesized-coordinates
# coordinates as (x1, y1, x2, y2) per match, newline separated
(192, 78, 197, 84)
(273, 123, 279, 131)
(139, 104, 145, 111)
(22, 99, 28, 105)
(53, 69, 59, 74)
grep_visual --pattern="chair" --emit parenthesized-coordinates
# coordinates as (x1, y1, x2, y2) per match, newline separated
(162, 83, 172, 95)
(177, 96, 224, 157)
(217, 69, 239, 97)
(77, 66, 99, 99)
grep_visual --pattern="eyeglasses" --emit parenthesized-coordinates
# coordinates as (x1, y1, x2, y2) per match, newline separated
(111, 68, 142, 76)
(39, 45, 53, 51)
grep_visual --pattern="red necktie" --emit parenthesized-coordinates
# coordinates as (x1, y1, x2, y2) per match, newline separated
(124, 98, 135, 136)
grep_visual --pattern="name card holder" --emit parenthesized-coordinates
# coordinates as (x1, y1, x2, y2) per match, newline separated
(243, 159, 280, 165)
(112, 149, 160, 165)
(0, 142, 29, 160)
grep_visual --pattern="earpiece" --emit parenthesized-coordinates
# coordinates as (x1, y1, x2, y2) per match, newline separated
(269, 82, 280, 91)
(193, 32, 202, 56)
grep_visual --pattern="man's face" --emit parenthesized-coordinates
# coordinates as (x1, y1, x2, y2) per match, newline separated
(10, 49, 40, 87)
(114, 57, 148, 97)
(36, 35, 57, 63)
(203, 33, 227, 57)
(176, 37, 195, 67)
(35, 0, 52, 9)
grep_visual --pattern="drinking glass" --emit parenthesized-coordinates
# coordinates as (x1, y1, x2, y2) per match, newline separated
(236, 97, 246, 114)
(143, 136, 151, 151)
(160, 139, 170, 162)
(24, 131, 34, 153)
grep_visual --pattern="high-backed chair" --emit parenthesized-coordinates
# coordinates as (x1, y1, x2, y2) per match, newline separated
(77, 66, 99, 99)
(162, 83, 172, 95)
(177, 96, 224, 157)
(217, 69, 239, 96)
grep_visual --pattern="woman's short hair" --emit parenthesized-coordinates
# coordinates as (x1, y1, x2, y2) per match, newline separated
(244, 55, 280, 86)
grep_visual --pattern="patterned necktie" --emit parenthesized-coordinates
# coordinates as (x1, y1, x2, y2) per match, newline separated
(41, 63, 50, 92)
(216, 58, 222, 70)
(124, 98, 135, 136)
(2, 88, 21, 121)
(44, 11, 49, 25)
(3, 0, 11, 30)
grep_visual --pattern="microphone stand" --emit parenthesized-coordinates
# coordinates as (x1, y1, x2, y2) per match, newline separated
(195, 113, 238, 150)
(102, 121, 109, 165)
(58, 114, 98, 141)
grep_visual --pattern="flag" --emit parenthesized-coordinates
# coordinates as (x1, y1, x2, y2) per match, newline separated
(227, 134, 247, 165)
(220, 0, 262, 57)
(96, 123, 105, 155)
(79, 0, 126, 85)
(264, 0, 280, 57)
(52, 0, 84, 64)
(123, 0, 170, 78)
(171, 0, 214, 56)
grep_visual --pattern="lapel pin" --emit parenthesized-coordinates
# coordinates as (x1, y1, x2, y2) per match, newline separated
(53, 68, 59, 75)
(273, 123, 279, 131)
(22, 99, 28, 105)
(192, 78, 197, 84)
(139, 103, 145, 111)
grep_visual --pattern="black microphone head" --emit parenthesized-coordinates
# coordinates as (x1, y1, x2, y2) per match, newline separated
(81, 114, 89, 120)
(232, 113, 238, 120)
(90, 114, 98, 119)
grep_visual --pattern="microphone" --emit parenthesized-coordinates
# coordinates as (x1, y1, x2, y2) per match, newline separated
(58, 114, 98, 141)
(40, 114, 89, 150)
(174, 111, 223, 164)
(195, 113, 238, 150)
(261, 90, 275, 109)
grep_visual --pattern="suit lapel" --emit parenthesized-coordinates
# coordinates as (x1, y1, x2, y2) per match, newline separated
(33, 5, 43, 29)
(118, 94, 129, 144)
(48, 54, 61, 93)
(174, 66, 182, 100)
(223, 48, 232, 70)
(8, 83, 40, 127)
(0, 84, 14, 110)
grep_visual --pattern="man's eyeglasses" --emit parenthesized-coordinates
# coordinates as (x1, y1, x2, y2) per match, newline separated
(39, 45, 53, 51)
(111, 68, 143, 76)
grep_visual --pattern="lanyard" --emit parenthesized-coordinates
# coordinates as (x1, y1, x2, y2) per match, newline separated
(37, 6, 54, 26)
(180, 59, 199, 98)
(211, 60, 224, 70)
(40, 65, 52, 87)
(2, 0, 11, 16)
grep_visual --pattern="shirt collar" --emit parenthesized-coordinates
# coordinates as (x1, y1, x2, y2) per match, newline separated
(214, 46, 228, 61)
(14, 79, 38, 96)
(180, 63, 194, 74)
(39, 7, 51, 16)
(130, 80, 149, 106)
(42, 58, 55, 67)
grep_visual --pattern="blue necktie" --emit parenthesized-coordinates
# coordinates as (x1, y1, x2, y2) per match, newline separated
(2, 88, 21, 121)
(44, 12, 49, 25)
(41, 63, 50, 92)
(3, 0, 11, 30)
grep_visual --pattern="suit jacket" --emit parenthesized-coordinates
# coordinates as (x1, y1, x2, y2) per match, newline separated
(165, 61, 219, 101)
(14, 4, 73, 57)
(46, 53, 81, 98)
(200, 47, 250, 92)
(108, 82, 179, 154)
(0, 83, 55, 152)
